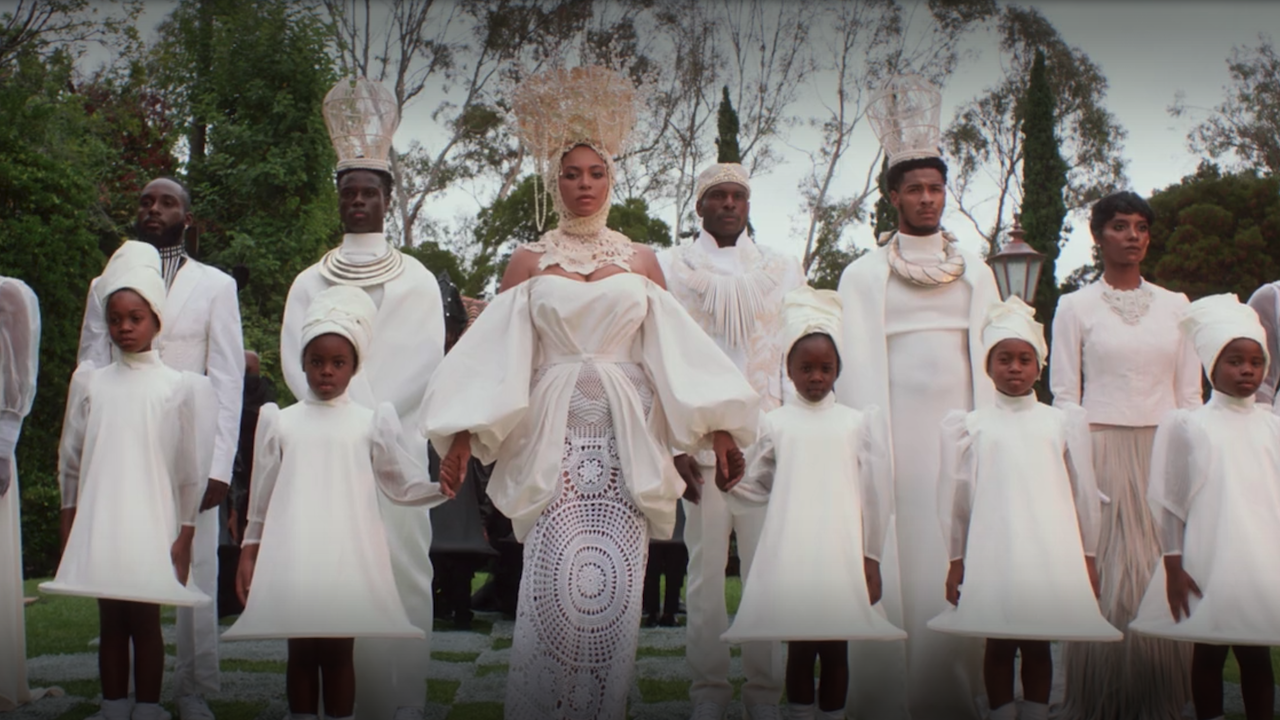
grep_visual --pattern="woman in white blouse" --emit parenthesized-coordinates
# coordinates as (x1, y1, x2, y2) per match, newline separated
(1051, 191, 1202, 720)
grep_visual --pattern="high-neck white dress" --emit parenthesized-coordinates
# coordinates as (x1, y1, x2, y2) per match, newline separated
(423, 273, 759, 720)
(222, 395, 444, 640)
(928, 393, 1120, 642)
(1130, 392, 1280, 644)
(41, 351, 216, 607)
(722, 393, 904, 643)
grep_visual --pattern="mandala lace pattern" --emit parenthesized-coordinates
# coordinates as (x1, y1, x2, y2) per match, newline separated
(523, 228, 635, 276)
(318, 247, 406, 288)
(506, 361, 651, 720)
(882, 231, 966, 288)
(1100, 281, 1154, 325)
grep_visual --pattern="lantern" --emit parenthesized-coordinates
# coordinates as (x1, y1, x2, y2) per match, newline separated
(988, 215, 1045, 303)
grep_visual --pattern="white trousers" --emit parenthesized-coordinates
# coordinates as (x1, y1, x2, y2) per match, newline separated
(174, 506, 220, 696)
(355, 494, 434, 720)
(684, 464, 782, 707)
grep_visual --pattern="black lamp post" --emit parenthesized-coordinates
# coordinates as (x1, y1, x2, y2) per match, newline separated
(988, 215, 1046, 303)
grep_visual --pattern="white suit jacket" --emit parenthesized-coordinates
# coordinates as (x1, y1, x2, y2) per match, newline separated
(77, 258, 245, 484)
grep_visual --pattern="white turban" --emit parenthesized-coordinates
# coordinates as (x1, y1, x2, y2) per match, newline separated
(982, 296, 1047, 368)
(1179, 293, 1269, 384)
(695, 163, 751, 203)
(783, 286, 843, 360)
(300, 285, 377, 367)
(97, 241, 166, 329)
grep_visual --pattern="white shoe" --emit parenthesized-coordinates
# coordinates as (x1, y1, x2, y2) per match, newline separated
(787, 703, 816, 720)
(96, 698, 133, 720)
(133, 703, 172, 720)
(177, 695, 214, 720)
(391, 709, 423, 720)
(690, 702, 726, 720)
(748, 705, 782, 720)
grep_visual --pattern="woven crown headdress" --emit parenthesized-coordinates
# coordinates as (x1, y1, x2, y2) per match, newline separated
(868, 75, 943, 167)
(324, 77, 399, 174)
(511, 66, 637, 179)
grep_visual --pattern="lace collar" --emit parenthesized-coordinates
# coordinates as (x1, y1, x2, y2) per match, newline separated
(319, 233, 405, 288)
(882, 230, 966, 288)
(523, 227, 635, 276)
(1099, 278, 1154, 325)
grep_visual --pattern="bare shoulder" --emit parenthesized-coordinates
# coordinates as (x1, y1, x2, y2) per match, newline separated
(500, 246, 540, 292)
(630, 243, 667, 288)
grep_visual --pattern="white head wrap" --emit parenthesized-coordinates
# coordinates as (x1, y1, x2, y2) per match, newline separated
(982, 296, 1047, 368)
(695, 163, 751, 203)
(1179, 293, 1269, 384)
(300, 285, 378, 367)
(97, 241, 166, 329)
(783, 286, 843, 360)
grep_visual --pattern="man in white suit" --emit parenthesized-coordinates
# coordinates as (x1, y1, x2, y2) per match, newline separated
(78, 177, 245, 720)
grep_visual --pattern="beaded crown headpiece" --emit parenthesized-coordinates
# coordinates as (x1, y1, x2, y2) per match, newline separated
(868, 75, 943, 168)
(324, 77, 399, 174)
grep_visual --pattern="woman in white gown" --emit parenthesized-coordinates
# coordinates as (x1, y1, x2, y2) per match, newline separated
(422, 66, 758, 720)
(1051, 192, 1202, 720)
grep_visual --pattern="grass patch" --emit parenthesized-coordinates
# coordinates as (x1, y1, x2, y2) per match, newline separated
(725, 576, 741, 617)
(23, 578, 100, 657)
(431, 650, 481, 663)
(1222, 645, 1280, 685)
(638, 677, 689, 703)
(445, 701, 504, 719)
(491, 636, 512, 651)
(30, 678, 99, 699)
(53, 701, 104, 720)
(221, 658, 286, 673)
(219, 614, 239, 626)
(434, 617, 494, 635)
(427, 679, 460, 705)
(475, 663, 508, 677)
(635, 646, 684, 658)
(207, 701, 268, 720)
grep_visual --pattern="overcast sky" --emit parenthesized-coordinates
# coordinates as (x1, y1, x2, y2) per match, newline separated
(123, 1, 1280, 281)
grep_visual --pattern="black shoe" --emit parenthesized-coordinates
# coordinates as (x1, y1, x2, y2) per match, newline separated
(658, 613, 678, 627)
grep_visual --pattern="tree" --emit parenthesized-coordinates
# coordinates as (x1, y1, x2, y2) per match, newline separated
(871, 156, 897, 239)
(1143, 163, 1280, 302)
(153, 0, 339, 393)
(715, 86, 742, 164)
(0, 0, 142, 71)
(0, 50, 111, 574)
(1173, 35, 1280, 175)
(797, 0, 997, 274)
(1018, 48, 1068, 327)
(944, 5, 1127, 253)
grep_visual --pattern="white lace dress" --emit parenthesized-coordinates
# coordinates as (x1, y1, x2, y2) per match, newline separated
(422, 273, 759, 720)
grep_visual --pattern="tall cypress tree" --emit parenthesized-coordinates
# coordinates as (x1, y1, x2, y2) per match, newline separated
(872, 156, 898, 241)
(1018, 48, 1068, 328)
(715, 86, 742, 164)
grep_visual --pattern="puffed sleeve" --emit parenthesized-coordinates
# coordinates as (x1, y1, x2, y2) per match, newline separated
(640, 283, 759, 453)
(1050, 293, 1082, 407)
(1247, 282, 1280, 405)
(57, 361, 95, 509)
(242, 404, 282, 546)
(0, 278, 40, 493)
(731, 413, 776, 506)
(1061, 403, 1101, 556)
(937, 410, 976, 562)
(859, 406, 892, 562)
(1148, 409, 1199, 555)
(422, 284, 535, 462)
(172, 373, 218, 526)
(371, 402, 445, 508)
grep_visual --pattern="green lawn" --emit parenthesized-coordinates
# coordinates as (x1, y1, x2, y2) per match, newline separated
(22, 578, 99, 657)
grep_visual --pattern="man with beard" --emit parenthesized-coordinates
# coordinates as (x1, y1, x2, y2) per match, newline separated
(77, 176, 245, 720)
(278, 78, 445, 720)
(836, 77, 998, 720)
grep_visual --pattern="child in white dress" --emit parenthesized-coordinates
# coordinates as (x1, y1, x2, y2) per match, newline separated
(41, 242, 216, 720)
(1130, 294, 1280, 720)
(718, 286, 905, 720)
(224, 285, 444, 720)
(929, 297, 1120, 720)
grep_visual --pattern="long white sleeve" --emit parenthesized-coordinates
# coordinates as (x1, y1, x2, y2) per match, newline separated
(858, 406, 893, 562)
(1148, 409, 1199, 555)
(242, 404, 282, 546)
(1247, 282, 1280, 404)
(204, 275, 245, 484)
(937, 410, 976, 562)
(371, 402, 445, 508)
(731, 415, 776, 506)
(76, 278, 114, 368)
(0, 278, 40, 492)
(1050, 294, 1082, 407)
(57, 362, 96, 509)
(1062, 404, 1102, 556)
(172, 374, 218, 526)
